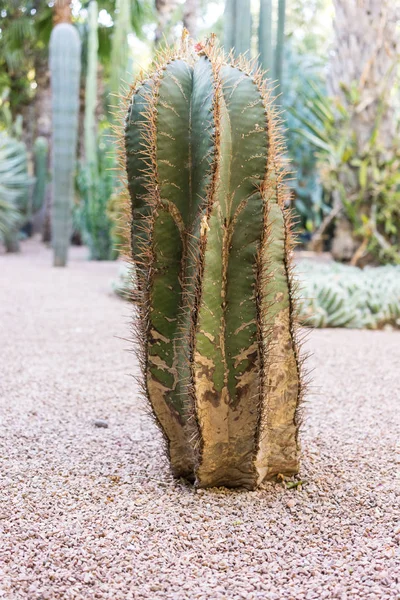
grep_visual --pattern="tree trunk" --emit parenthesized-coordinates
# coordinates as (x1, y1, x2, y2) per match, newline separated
(183, 0, 198, 37)
(155, 0, 178, 46)
(53, 0, 72, 26)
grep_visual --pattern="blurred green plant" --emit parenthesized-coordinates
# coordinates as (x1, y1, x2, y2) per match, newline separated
(292, 83, 400, 264)
(77, 1, 118, 261)
(0, 131, 33, 250)
(0, 1, 151, 120)
(298, 261, 400, 329)
(283, 51, 330, 239)
(32, 136, 49, 214)
(274, 0, 334, 241)
(76, 134, 118, 260)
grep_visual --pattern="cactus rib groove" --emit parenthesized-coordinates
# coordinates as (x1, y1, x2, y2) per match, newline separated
(122, 36, 304, 489)
(50, 23, 81, 267)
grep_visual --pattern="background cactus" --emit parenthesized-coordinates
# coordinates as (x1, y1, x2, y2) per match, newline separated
(298, 262, 400, 329)
(110, 0, 132, 114)
(123, 38, 302, 489)
(258, 0, 273, 76)
(223, 0, 252, 57)
(49, 23, 81, 267)
(77, 1, 117, 261)
(32, 136, 49, 215)
(84, 0, 98, 174)
(274, 0, 286, 96)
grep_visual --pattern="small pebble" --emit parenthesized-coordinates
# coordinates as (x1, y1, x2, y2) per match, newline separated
(94, 419, 109, 428)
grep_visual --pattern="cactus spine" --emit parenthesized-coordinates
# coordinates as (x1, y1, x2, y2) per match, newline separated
(49, 23, 81, 267)
(32, 137, 49, 214)
(124, 38, 302, 489)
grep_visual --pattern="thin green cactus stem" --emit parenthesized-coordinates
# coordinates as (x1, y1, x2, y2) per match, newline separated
(223, 0, 251, 57)
(124, 38, 303, 489)
(233, 0, 251, 56)
(84, 0, 98, 173)
(274, 0, 286, 98)
(258, 0, 273, 76)
(223, 0, 235, 51)
(32, 137, 48, 214)
(50, 23, 81, 267)
(110, 0, 132, 114)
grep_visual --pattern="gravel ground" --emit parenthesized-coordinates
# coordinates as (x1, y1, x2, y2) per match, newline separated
(0, 238, 399, 600)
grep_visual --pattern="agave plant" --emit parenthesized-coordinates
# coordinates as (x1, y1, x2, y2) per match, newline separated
(0, 131, 32, 250)
(122, 37, 304, 489)
(298, 261, 400, 329)
(291, 78, 400, 264)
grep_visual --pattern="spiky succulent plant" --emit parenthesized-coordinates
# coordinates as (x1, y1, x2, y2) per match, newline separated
(298, 261, 400, 329)
(122, 36, 303, 489)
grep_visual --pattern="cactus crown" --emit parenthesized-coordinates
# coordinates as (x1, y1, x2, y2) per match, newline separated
(121, 35, 304, 489)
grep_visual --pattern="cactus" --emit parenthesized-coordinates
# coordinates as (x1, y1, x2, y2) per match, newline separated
(223, 0, 235, 51)
(223, 0, 252, 57)
(110, 0, 132, 114)
(84, 0, 98, 173)
(49, 23, 81, 267)
(234, 0, 252, 56)
(274, 0, 286, 98)
(258, 0, 273, 76)
(298, 262, 400, 329)
(32, 137, 49, 214)
(123, 38, 303, 489)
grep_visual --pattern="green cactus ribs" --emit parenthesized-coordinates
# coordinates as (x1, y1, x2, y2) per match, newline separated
(124, 37, 303, 489)
(50, 22, 81, 267)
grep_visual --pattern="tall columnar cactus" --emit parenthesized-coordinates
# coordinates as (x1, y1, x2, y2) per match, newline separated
(32, 137, 49, 214)
(258, 0, 273, 76)
(110, 0, 132, 114)
(223, 0, 252, 57)
(274, 0, 286, 97)
(49, 23, 81, 267)
(123, 38, 303, 489)
(84, 0, 98, 173)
